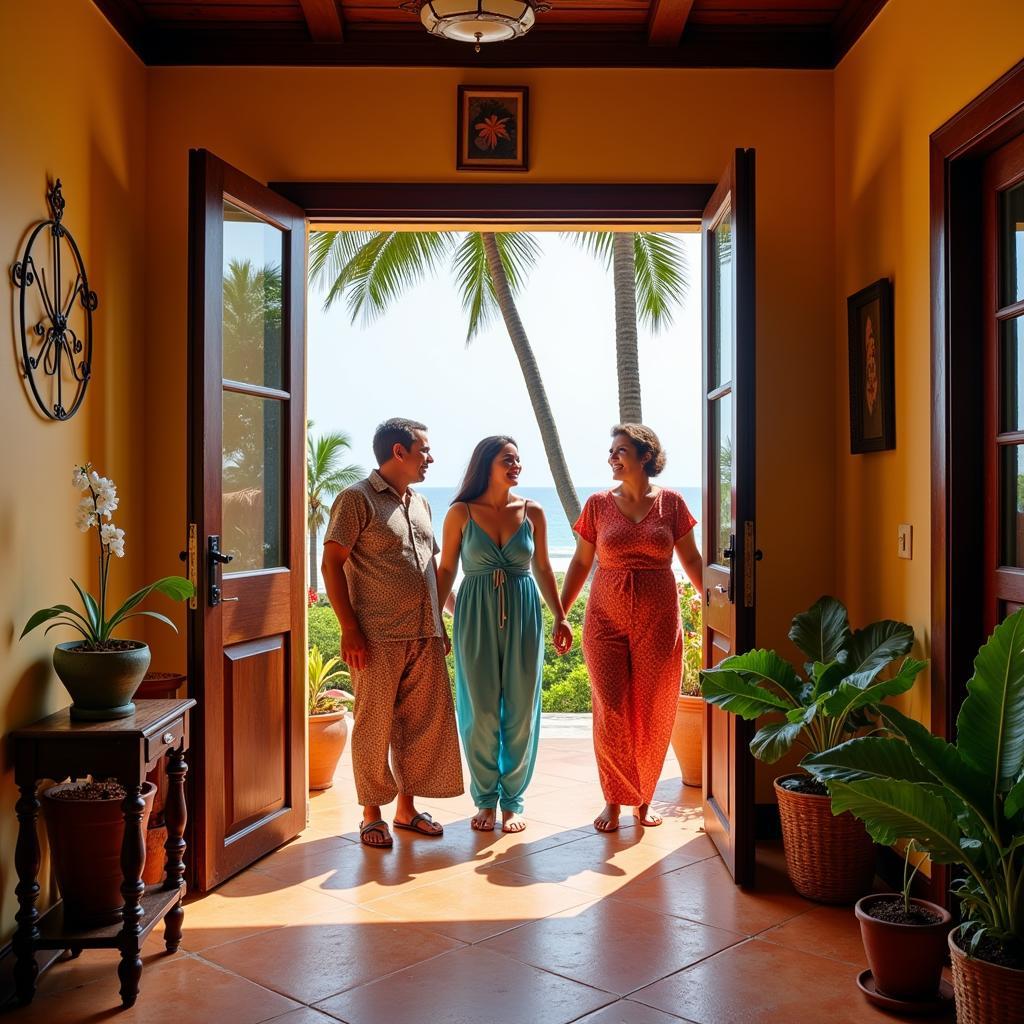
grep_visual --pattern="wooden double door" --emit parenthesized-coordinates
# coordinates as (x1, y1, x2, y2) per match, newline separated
(185, 150, 759, 889)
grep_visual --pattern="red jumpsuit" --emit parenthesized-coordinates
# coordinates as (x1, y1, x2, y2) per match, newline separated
(573, 490, 697, 806)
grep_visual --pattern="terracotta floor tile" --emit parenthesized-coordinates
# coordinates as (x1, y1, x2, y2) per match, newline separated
(759, 904, 869, 967)
(34, 929, 176, 996)
(201, 903, 462, 1003)
(8, 954, 299, 1023)
(315, 945, 615, 1024)
(362, 866, 593, 943)
(608, 854, 809, 935)
(632, 939, 896, 1024)
(179, 870, 362, 951)
(576, 1002, 695, 1023)
(495, 829, 709, 897)
(266, 1010, 341, 1024)
(480, 897, 743, 995)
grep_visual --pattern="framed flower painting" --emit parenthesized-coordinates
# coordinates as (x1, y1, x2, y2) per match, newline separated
(847, 278, 895, 453)
(457, 85, 528, 171)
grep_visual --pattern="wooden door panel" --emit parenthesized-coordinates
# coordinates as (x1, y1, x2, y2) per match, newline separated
(701, 148, 756, 886)
(224, 636, 288, 834)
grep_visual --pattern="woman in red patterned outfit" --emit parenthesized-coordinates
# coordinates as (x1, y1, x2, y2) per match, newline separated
(560, 425, 704, 833)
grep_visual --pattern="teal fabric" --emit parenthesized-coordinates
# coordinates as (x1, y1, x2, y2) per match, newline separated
(453, 516, 544, 813)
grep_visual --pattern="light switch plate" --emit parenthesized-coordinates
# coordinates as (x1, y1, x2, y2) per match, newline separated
(898, 523, 913, 560)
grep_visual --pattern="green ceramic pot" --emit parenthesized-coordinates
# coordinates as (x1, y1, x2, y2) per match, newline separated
(52, 641, 151, 720)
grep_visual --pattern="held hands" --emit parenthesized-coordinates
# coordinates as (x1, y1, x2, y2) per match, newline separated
(552, 618, 573, 656)
(341, 623, 368, 671)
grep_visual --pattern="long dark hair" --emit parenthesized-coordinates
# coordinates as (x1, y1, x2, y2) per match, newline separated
(452, 435, 518, 505)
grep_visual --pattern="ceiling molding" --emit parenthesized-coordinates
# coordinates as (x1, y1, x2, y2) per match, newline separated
(832, 0, 889, 64)
(647, 0, 695, 49)
(298, 0, 345, 43)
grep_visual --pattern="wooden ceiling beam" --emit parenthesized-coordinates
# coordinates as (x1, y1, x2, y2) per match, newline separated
(298, 0, 344, 43)
(647, 0, 695, 48)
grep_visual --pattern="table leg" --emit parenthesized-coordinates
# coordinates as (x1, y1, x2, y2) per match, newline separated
(117, 781, 147, 1009)
(13, 782, 40, 1005)
(163, 747, 188, 953)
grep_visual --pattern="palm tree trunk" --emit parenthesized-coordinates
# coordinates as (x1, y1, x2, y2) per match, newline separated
(613, 232, 643, 423)
(482, 232, 581, 525)
(309, 523, 318, 591)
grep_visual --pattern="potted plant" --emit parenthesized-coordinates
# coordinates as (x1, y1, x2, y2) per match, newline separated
(20, 464, 194, 720)
(700, 595, 926, 903)
(848, 841, 953, 1011)
(308, 644, 353, 791)
(803, 609, 1024, 1023)
(671, 581, 704, 787)
(42, 778, 157, 925)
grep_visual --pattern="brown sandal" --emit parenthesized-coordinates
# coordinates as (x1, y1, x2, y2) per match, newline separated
(359, 819, 393, 848)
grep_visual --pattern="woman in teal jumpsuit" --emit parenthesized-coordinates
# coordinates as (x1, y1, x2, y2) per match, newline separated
(436, 437, 572, 833)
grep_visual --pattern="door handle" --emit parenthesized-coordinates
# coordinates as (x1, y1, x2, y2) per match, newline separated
(207, 535, 234, 607)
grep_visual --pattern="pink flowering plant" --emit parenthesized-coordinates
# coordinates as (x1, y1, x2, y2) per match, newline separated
(21, 463, 194, 650)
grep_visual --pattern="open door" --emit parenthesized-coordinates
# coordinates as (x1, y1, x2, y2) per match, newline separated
(187, 149, 307, 890)
(701, 149, 758, 886)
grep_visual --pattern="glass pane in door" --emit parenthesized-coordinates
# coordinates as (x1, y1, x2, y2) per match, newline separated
(1001, 182, 1024, 307)
(714, 392, 734, 565)
(222, 391, 283, 571)
(1002, 316, 1024, 431)
(223, 201, 284, 389)
(1001, 443, 1024, 568)
(711, 210, 734, 387)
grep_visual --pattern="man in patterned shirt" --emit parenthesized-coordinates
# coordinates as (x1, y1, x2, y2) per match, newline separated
(322, 418, 464, 848)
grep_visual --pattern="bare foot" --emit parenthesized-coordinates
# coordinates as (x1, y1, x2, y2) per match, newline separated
(502, 811, 526, 833)
(594, 803, 621, 832)
(471, 807, 496, 831)
(636, 803, 663, 827)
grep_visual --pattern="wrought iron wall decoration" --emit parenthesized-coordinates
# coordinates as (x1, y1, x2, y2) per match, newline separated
(11, 179, 96, 420)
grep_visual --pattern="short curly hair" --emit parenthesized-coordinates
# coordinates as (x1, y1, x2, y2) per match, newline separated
(612, 423, 667, 477)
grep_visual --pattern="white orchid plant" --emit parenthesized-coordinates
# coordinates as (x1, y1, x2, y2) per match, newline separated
(21, 464, 194, 650)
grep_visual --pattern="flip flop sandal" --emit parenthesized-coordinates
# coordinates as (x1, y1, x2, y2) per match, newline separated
(393, 812, 444, 837)
(359, 819, 393, 848)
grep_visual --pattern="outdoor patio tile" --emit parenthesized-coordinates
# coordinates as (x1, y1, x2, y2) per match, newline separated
(632, 938, 895, 1023)
(758, 903, 869, 967)
(6, 953, 299, 1023)
(479, 896, 743, 995)
(361, 865, 594, 943)
(200, 903, 462, 1003)
(492, 828, 708, 896)
(314, 945, 615, 1024)
(608, 854, 809, 935)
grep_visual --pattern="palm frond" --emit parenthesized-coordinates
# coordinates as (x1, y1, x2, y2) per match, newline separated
(308, 230, 376, 306)
(561, 231, 614, 269)
(634, 232, 689, 333)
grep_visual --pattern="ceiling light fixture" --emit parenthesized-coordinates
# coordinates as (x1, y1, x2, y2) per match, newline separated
(401, 0, 550, 52)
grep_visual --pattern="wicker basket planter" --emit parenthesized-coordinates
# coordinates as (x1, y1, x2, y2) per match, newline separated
(670, 695, 704, 787)
(774, 774, 875, 903)
(949, 929, 1024, 1024)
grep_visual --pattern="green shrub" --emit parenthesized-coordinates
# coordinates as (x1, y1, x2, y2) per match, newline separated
(308, 604, 341, 664)
(542, 664, 593, 712)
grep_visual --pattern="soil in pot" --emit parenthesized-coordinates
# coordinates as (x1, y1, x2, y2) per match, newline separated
(309, 710, 349, 791)
(949, 928, 1024, 1024)
(855, 894, 952, 1001)
(774, 773, 875, 904)
(43, 779, 157, 925)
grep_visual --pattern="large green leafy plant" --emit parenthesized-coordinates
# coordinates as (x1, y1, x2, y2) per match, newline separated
(308, 644, 353, 716)
(700, 596, 926, 763)
(803, 609, 1024, 957)
(21, 464, 193, 649)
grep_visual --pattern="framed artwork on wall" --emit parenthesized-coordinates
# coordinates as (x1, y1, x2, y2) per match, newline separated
(457, 85, 528, 171)
(847, 277, 895, 453)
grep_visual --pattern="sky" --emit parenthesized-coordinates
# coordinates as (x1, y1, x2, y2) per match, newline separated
(306, 231, 702, 489)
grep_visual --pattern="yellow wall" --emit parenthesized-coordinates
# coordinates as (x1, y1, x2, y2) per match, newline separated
(0, 0, 148, 935)
(834, 1, 1024, 723)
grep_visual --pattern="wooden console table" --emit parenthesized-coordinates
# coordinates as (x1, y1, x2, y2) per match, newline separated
(10, 698, 196, 1008)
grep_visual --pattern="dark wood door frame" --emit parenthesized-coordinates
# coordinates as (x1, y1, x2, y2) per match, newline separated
(930, 57, 1024, 904)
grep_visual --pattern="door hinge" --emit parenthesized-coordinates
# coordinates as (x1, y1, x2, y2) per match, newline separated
(178, 523, 198, 610)
(743, 520, 763, 608)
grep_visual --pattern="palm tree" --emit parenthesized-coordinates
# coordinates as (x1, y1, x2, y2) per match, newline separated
(309, 230, 581, 524)
(568, 232, 689, 423)
(307, 424, 363, 588)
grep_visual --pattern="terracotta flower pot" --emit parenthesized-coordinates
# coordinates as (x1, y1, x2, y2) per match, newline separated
(42, 780, 157, 925)
(670, 694, 704, 787)
(309, 709, 349, 790)
(774, 774, 875, 903)
(52, 641, 151, 720)
(949, 927, 1024, 1024)
(142, 825, 168, 886)
(855, 894, 952, 999)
